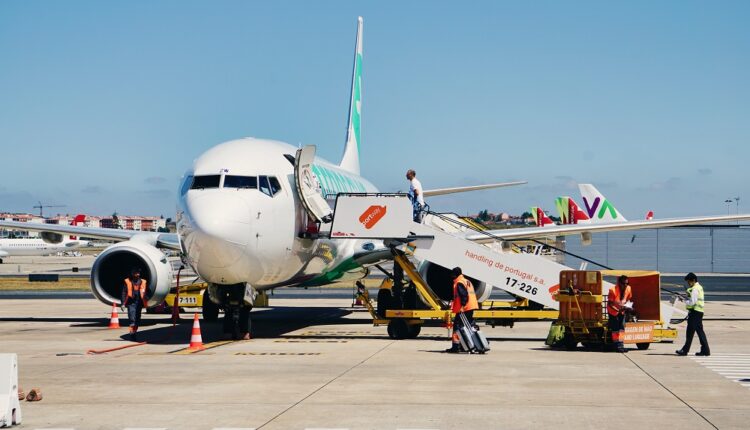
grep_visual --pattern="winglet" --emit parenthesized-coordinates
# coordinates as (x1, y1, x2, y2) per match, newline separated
(339, 16, 363, 175)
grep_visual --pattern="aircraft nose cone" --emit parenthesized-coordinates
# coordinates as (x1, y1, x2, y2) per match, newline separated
(185, 193, 252, 269)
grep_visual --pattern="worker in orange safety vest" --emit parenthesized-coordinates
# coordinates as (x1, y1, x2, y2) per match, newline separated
(122, 267, 148, 341)
(446, 267, 479, 353)
(607, 275, 632, 353)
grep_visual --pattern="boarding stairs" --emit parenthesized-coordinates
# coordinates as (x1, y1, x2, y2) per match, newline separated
(329, 193, 602, 310)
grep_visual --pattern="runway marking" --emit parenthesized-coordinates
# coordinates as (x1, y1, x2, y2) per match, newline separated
(692, 353, 750, 389)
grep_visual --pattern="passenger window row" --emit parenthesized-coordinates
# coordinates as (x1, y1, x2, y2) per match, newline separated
(187, 174, 282, 197)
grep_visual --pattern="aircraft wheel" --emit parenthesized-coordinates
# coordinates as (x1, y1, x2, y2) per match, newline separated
(202, 290, 220, 322)
(636, 342, 650, 350)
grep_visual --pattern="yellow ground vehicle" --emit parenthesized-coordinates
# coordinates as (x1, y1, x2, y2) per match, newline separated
(549, 270, 677, 350)
(356, 252, 558, 339)
(164, 282, 207, 309)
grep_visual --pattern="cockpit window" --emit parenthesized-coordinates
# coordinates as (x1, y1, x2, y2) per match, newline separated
(269, 177, 282, 195)
(190, 175, 221, 189)
(224, 175, 258, 189)
(259, 176, 282, 197)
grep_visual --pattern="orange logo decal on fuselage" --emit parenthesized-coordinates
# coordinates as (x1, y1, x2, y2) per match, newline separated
(359, 205, 387, 229)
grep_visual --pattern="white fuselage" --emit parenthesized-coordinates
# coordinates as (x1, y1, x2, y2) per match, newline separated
(0, 237, 87, 258)
(176, 138, 379, 289)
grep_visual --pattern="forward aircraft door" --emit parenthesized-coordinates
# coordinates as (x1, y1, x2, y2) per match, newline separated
(294, 145, 333, 223)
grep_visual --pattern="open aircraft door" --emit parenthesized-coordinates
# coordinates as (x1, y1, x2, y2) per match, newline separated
(294, 145, 333, 223)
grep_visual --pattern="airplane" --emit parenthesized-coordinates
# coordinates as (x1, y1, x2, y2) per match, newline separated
(0, 215, 88, 263)
(2, 17, 749, 339)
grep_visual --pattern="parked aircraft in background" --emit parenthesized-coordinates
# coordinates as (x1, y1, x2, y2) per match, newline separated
(0, 215, 88, 263)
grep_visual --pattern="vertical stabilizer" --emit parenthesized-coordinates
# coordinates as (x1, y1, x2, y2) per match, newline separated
(339, 16, 363, 175)
(531, 207, 555, 227)
(578, 184, 627, 222)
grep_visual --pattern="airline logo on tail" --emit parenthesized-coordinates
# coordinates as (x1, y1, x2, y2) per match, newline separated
(69, 214, 86, 240)
(339, 17, 363, 175)
(578, 184, 627, 223)
(531, 207, 555, 227)
(555, 197, 591, 224)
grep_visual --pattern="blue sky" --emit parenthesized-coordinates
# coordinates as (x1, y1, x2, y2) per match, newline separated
(1, 1, 748, 218)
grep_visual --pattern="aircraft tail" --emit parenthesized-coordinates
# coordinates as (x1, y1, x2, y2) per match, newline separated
(531, 207, 555, 227)
(69, 214, 86, 240)
(339, 16, 363, 175)
(555, 196, 591, 224)
(578, 184, 627, 222)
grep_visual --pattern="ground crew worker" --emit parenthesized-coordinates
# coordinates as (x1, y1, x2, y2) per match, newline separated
(406, 169, 425, 222)
(676, 272, 710, 356)
(607, 275, 631, 353)
(122, 268, 148, 341)
(446, 267, 479, 353)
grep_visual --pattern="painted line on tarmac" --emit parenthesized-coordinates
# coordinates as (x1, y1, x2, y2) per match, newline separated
(691, 354, 750, 389)
(170, 340, 241, 354)
(255, 340, 396, 429)
(624, 354, 719, 430)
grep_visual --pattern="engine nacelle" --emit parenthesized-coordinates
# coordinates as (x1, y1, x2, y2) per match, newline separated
(90, 241, 173, 306)
(418, 261, 492, 303)
(40, 231, 64, 244)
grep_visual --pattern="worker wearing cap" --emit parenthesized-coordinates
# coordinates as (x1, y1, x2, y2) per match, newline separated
(607, 275, 631, 353)
(122, 268, 148, 341)
(676, 272, 710, 356)
(406, 169, 425, 222)
(446, 267, 478, 353)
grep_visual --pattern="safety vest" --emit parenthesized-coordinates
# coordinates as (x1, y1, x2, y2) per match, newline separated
(451, 275, 479, 314)
(607, 285, 632, 316)
(124, 278, 148, 305)
(686, 282, 705, 313)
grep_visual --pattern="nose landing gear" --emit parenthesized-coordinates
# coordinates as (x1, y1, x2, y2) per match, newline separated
(206, 283, 255, 340)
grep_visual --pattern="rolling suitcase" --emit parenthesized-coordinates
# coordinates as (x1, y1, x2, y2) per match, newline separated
(456, 315, 475, 352)
(460, 312, 490, 354)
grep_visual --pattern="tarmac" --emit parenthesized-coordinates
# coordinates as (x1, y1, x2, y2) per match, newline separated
(1, 297, 749, 430)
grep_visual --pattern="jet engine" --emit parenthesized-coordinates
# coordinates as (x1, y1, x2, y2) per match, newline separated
(418, 261, 493, 303)
(40, 231, 64, 244)
(90, 241, 173, 306)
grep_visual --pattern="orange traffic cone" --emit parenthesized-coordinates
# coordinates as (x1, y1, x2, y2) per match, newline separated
(108, 303, 121, 329)
(188, 313, 204, 350)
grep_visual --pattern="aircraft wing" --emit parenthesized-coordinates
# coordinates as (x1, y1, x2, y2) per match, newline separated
(423, 181, 527, 197)
(0, 220, 181, 251)
(466, 214, 750, 243)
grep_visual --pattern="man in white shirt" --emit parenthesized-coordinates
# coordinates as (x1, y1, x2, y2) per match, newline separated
(406, 169, 425, 222)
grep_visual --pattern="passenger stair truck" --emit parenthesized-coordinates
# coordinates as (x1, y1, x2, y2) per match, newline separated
(329, 193, 676, 343)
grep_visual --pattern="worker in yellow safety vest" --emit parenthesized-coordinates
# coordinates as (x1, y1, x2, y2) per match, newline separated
(446, 267, 479, 353)
(607, 275, 631, 353)
(122, 267, 148, 341)
(676, 272, 710, 356)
